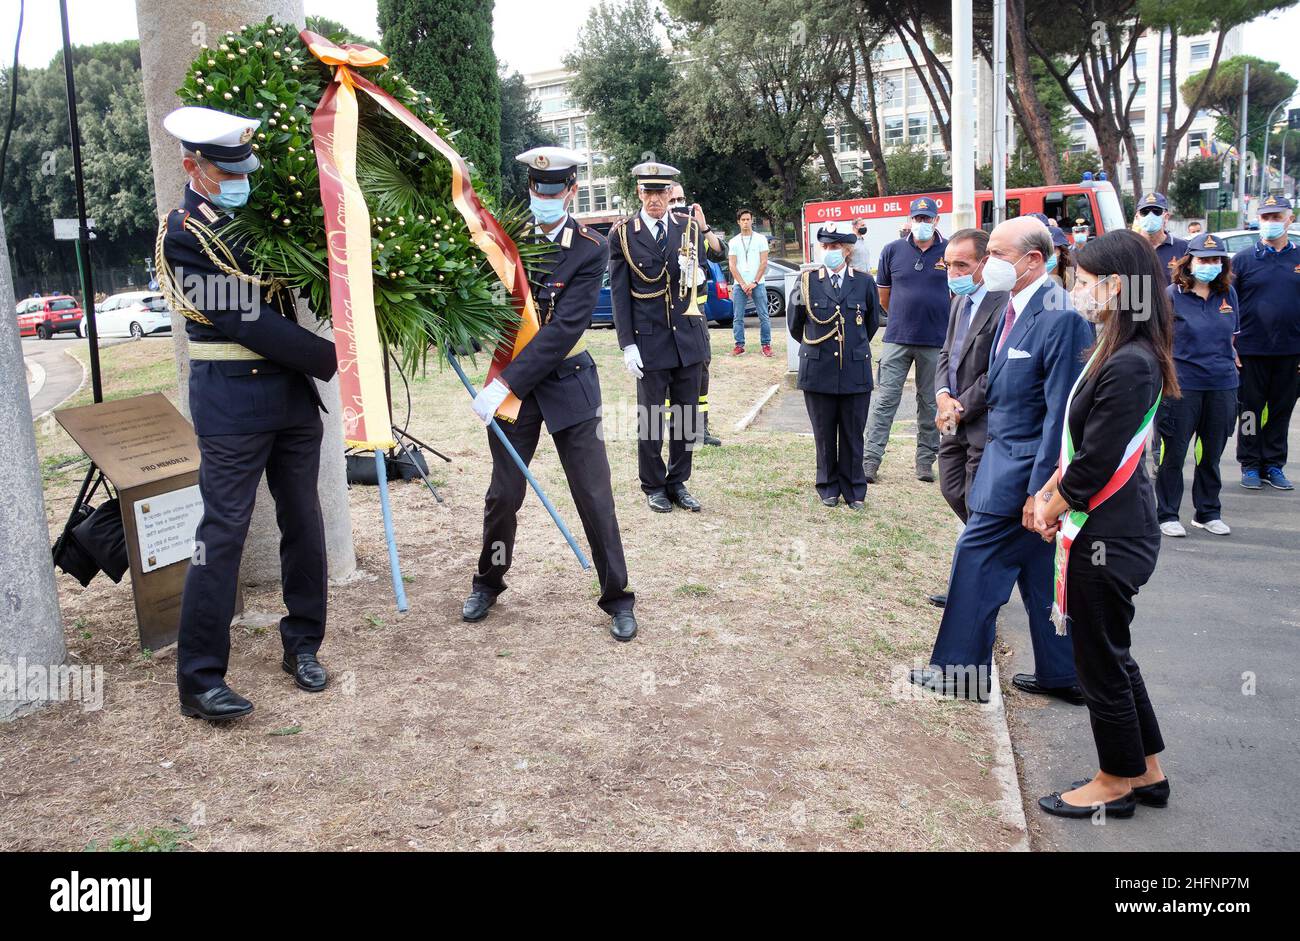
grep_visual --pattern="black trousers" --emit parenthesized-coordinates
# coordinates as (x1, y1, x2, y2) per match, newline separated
(177, 416, 327, 695)
(1066, 531, 1164, 778)
(1156, 388, 1235, 523)
(1236, 353, 1300, 470)
(637, 361, 703, 494)
(474, 394, 634, 615)
(937, 424, 985, 523)
(803, 390, 870, 503)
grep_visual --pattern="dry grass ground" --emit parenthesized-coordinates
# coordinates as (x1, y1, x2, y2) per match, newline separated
(2, 326, 1020, 851)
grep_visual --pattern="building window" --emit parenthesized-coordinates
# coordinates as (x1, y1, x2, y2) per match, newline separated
(554, 122, 571, 148)
(1069, 141, 1087, 155)
(592, 185, 608, 212)
(839, 122, 859, 152)
(577, 187, 591, 213)
(573, 122, 587, 150)
(908, 114, 927, 140)
(906, 71, 925, 108)
(1133, 50, 1147, 71)
(1133, 135, 1145, 152)
(879, 71, 902, 109)
(1071, 117, 1086, 136)
(1191, 42, 1210, 63)
(885, 116, 904, 143)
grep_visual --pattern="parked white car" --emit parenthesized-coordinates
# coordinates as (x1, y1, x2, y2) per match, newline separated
(79, 291, 173, 339)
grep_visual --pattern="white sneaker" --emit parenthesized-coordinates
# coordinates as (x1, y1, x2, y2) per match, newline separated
(1159, 521, 1187, 537)
(1192, 518, 1231, 535)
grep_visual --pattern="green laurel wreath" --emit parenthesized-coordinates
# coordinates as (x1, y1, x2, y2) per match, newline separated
(176, 17, 540, 372)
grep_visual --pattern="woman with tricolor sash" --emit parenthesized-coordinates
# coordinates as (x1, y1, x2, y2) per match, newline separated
(1031, 230, 1181, 820)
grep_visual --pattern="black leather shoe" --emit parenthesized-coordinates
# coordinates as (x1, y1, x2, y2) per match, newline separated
(1070, 777, 1170, 807)
(928, 593, 947, 608)
(282, 653, 328, 692)
(821, 496, 839, 507)
(916, 463, 936, 482)
(907, 667, 990, 702)
(703, 433, 722, 447)
(179, 685, 254, 722)
(669, 488, 702, 512)
(610, 611, 638, 642)
(1012, 673, 1085, 705)
(462, 591, 496, 622)
(1038, 790, 1136, 819)
(647, 491, 673, 513)
(848, 500, 865, 511)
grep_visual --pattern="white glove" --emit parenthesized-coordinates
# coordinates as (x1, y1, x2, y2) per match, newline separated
(622, 344, 644, 379)
(471, 378, 511, 425)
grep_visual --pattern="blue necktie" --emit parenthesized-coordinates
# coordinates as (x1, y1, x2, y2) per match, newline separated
(949, 296, 973, 394)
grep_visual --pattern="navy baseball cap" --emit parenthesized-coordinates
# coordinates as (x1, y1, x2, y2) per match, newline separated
(909, 197, 939, 219)
(1136, 192, 1169, 212)
(1257, 193, 1293, 215)
(1186, 232, 1230, 258)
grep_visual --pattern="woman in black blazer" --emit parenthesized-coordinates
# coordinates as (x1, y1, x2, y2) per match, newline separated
(1032, 230, 1181, 820)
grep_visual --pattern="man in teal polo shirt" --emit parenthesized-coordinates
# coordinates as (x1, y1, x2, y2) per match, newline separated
(863, 196, 950, 483)
(1232, 193, 1300, 491)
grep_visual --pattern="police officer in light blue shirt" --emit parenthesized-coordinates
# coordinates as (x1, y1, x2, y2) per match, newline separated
(1155, 233, 1240, 536)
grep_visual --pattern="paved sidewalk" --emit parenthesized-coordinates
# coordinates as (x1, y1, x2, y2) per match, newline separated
(1002, 409, 1300, 851)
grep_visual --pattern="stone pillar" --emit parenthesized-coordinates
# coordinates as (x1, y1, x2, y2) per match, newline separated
(0, 213, 67, 722)
(136, 0, 355, 584)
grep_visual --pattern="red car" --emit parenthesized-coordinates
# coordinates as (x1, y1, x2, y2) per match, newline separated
(15, 295, 83, 339)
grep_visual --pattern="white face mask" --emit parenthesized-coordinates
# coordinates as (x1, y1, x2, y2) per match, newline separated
(1071, 278, 1113, 323)
(982, 252, 1029, 293)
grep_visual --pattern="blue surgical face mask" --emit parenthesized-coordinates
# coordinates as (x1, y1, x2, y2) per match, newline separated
(948, 273, 978, 295)
(1139, 211, 1164, 233)
(530, 192, 567, 224)
(822, 249, 845, 270)
(1192, 262, 1222, 283)
(1260, 219, 1287, 240)
(913, 221, 935, 241)
(201, 170, 250, 210)
(1045, 253, 1059, 273)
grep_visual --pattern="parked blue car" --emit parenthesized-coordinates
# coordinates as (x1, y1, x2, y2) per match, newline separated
(591, 259, 735, 327)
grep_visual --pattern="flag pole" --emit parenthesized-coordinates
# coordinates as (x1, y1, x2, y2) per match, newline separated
(373, 450, 408, 612)
(447, 354, 591, 571)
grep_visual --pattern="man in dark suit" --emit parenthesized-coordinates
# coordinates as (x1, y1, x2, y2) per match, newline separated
(462, 147, 637, 642)
(788, 225, 882, 509)
(158, 107, 339, 722)
(910, 217, 1093, 703)
(609, 161, 711, 514)
(928, 229, 1007, 608)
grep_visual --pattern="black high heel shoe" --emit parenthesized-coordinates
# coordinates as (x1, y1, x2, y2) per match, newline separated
(1071, 777, 1170, 808)
(1038, 790, 1137, 819)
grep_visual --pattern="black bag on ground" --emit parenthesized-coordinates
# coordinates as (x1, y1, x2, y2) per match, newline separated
(72, 498, 129, 583)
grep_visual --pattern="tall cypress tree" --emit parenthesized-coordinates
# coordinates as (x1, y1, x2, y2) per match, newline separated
(378, 0, 502, 199)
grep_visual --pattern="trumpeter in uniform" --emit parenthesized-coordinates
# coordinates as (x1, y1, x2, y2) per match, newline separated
(461, 147, 638, 641)
(609, 161, 711, 514)
(789, 225, 882, 509)
(157, 106, 339, 722)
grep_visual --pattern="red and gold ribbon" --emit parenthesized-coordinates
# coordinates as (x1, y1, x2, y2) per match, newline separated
(302, 30, 540, 427)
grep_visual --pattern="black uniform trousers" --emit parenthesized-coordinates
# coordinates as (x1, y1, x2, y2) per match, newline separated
(1236, 353, 1300, 471)
(1065, 531, 1165, 778)
(804, 390, 871, 503)
(637, 361, 703, 495)
(1155, 388, 1235, 523)
(474, 394, 634, 615)
(177, 416, 327, 695)
(937, 424, 985, 523)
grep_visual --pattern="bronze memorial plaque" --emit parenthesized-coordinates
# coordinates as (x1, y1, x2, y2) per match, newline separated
(56, 393, 237, 651)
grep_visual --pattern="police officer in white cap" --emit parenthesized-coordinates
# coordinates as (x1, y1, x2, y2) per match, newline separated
(156, 106, 339, 721)
(462, 147, 638, 641)
(609, 160, 710, 513)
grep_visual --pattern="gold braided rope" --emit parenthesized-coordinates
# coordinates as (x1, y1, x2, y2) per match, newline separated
(618, 216, 705, 325)
(154, 212, 287, 327)
(798, 269, 845, 366)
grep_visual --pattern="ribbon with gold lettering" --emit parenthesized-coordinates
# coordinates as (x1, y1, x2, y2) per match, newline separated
(301, 30, 540, 425)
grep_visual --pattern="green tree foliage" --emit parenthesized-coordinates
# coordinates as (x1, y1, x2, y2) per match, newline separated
(497, 68, 557, 204)
(1183, 55, 1298, 158)
(884, 142, 949, 195)
(378, 0, 502, 200)
(0, 41, 155, 289)
(1169, 156, 1224, 217)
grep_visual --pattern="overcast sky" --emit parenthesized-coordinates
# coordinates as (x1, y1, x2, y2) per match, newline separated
(2, 0, 1298, 100)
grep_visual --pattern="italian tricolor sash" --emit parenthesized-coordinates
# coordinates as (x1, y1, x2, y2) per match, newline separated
(1050, 352, 1161, 634)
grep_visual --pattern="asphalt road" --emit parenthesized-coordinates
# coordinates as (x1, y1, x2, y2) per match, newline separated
(1003, 409, 1300, 851)
(21, 333, 145, 416)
